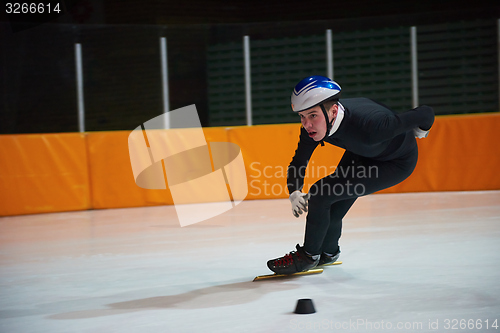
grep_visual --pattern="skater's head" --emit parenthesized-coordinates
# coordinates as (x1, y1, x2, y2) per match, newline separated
(291, 75, 341, 142)
(298, 102, 338, 141)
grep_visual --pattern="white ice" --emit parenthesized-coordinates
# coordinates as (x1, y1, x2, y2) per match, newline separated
(1, 191, 499, 333)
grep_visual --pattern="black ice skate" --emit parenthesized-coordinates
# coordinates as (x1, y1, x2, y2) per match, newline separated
(317, 248, 341, 266)
(267, 244, 319, 275)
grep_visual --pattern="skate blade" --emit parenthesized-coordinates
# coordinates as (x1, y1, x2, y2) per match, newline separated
(318, 261, 342, 267)
(253, 268, 323, 281)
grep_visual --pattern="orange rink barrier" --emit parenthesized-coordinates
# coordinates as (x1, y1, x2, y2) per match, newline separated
(0, 133, 91, 216)
(1, 113, 499, 216)
(87, 127, 230, 209)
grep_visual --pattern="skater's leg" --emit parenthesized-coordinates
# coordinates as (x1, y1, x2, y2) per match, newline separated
(302, 147, 418, 255)
(322, 197, 357, 255)
(302, 151, 360, 255)
(303, 197, 355, 255)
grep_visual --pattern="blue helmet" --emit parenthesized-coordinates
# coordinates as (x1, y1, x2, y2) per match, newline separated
(291, 75, 341, 112)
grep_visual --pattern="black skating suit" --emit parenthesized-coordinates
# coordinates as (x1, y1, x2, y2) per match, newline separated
(287, 97, 435, 255)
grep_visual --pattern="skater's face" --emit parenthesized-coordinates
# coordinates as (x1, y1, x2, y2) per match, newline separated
(298, 104, 338, 141)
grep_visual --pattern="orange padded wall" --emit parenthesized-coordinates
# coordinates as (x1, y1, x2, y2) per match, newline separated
(228, 113, 500, 198)
(0, 133, 90, 216)
(379, 113, 500, 193)
(0, 113, 499, 216)
(86, 131, 172, 209)
(86, 127, 230, 209)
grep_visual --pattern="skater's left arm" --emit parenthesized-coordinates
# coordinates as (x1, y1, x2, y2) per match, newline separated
(365, 105, 435, 143)
(287, 127, 318, 194)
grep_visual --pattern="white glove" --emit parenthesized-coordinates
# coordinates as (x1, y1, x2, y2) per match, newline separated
(289, 190, 310, 218)
(414, 127, 429, 139)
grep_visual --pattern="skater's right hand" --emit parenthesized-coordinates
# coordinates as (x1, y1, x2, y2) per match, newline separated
(413, 127, 429, 139)
(289, 191, 310, 218)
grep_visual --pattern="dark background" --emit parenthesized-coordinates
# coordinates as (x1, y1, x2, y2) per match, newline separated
(1, 0, 499, 133)
(58, 0, 500, 26)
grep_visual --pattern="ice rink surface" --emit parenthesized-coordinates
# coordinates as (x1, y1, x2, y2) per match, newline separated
(1, 191, 499, 333)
